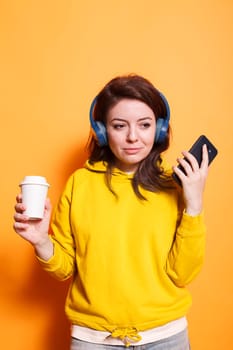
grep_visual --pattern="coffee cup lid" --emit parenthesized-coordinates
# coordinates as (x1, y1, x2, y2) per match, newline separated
(20, 176, 50, 186)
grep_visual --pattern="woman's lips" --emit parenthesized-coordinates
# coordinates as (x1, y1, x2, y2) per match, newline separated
(123, 148, 141, 155)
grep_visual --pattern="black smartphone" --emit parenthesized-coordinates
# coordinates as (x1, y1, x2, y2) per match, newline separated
(172, 135, 218, 186)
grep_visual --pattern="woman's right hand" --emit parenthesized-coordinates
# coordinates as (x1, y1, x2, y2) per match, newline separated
(13, 194, 54, 260)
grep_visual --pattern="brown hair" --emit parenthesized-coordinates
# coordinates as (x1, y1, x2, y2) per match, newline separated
(87, 74, 174, 199)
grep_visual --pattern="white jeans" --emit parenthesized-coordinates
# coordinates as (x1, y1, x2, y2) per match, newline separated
(70, 329, 190, 350)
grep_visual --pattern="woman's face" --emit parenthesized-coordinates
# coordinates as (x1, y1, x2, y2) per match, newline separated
(106, 99, 156, 173)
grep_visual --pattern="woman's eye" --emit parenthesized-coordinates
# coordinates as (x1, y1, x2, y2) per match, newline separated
(140, 122, 151, 128)
(113, 124, 125, 129)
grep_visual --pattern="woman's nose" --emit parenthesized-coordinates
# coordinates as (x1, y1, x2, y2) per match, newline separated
(126, 127, 138, 142)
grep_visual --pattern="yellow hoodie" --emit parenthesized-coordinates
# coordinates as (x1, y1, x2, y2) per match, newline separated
(38, 160, 205, 339)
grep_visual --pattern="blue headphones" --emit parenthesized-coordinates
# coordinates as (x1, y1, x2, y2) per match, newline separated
(89, 92, 170, 147)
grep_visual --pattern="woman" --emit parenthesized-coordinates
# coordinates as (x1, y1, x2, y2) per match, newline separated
(14, 74, 209, 349)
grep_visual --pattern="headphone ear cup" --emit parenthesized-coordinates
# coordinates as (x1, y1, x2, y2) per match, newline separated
(89, 97, 108, 146)
(155, 118, 169, 144)
(155, 92, 170, 144)
(93, 121, 108, 147)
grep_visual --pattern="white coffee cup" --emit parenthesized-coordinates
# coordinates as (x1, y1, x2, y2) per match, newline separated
(19, 176, 50, 219)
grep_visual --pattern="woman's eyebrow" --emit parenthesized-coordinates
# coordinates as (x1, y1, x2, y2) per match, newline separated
(137, 116, 153, 121)
(110, 116, 153, 122)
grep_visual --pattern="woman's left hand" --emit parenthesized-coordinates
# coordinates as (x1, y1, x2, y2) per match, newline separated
(173, 144, 209, 216)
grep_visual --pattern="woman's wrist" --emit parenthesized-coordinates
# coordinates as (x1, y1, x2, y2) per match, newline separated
(184, 196, 203, 216)
(184, 204, 203, 216)
(34, 236, 54, 261)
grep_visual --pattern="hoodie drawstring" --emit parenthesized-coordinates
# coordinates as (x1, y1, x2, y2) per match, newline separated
(110, 327, 142, 347)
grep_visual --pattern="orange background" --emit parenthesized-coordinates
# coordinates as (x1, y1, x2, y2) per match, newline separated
(1, 1, 233, 349)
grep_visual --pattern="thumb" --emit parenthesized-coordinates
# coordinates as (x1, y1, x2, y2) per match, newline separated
(44, 198, 52, 216)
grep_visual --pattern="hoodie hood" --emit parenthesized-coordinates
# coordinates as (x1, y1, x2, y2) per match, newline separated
(85, 160, 108, 173)
(84, 160, 135, 180)
(85, 158, 172, 177)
